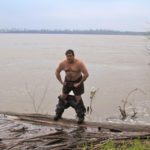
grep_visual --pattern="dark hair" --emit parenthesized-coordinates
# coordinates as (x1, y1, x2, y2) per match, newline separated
(65, 49, 75, 56)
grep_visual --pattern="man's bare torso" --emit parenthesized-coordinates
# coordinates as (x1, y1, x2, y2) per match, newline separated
(62, 59, 82, 81)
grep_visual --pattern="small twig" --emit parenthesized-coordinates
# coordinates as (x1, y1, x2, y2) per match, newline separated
(131, 108, 137, 119)
(25, 83, 37, 113)
(37, 82, 49, 112)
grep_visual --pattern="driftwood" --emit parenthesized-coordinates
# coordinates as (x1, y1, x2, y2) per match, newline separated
(0, 111, 150, 150)
(1, 111, 150, 132)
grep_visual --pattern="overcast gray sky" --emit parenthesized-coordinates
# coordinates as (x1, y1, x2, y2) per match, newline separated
(0, 0, 150, 31)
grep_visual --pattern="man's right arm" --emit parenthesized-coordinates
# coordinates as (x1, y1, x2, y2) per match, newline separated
(55, 62, 64, 85)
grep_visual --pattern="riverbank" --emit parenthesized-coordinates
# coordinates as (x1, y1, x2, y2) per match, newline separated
(0, 111, 150, 150)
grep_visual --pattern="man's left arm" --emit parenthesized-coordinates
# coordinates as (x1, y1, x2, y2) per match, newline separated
(74, 61, 89, 88)
(79, 62, 89, 84)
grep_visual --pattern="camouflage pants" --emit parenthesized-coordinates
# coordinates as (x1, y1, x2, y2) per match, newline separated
(55, 95, 86, 119)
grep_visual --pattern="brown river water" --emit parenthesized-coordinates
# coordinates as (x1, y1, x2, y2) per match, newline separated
(0, 34, 150, 123)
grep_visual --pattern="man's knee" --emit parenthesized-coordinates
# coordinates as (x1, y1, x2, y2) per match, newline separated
(75, 98, 86, 115)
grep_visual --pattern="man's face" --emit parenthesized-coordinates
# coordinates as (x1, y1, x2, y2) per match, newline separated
(66, 53, 74, 63)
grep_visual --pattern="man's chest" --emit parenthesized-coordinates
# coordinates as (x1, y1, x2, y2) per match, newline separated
(64, 64, 80, 72)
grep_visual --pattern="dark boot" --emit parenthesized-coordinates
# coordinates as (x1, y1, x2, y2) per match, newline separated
(54, 113, 62, 121)
(77, 116, 84, 124)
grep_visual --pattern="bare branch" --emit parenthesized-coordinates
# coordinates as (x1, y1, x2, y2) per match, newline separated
(25, 83, 37, 113)
(119, 88, 146, 120)
(131, 108, 137, 119)
(37, 82, 49, 112)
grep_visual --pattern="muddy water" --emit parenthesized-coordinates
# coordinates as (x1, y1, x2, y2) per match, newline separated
(0, 34, 150, 123)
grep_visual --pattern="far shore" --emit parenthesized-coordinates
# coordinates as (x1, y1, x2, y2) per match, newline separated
(0, 29, 149, 36)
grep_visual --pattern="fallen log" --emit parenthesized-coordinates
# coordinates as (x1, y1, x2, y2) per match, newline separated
(1, 111, 150, 132)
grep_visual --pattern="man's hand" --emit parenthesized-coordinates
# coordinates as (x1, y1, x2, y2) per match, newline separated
(74, 82, 80, 88)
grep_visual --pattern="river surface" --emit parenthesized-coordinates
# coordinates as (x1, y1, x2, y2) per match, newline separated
(0, 33, 150, 124)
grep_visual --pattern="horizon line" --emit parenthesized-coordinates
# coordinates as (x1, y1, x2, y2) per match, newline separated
(0, 28, 148, 33)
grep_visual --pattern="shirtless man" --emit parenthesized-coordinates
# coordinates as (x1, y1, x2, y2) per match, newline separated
(54, 49, 89, 124)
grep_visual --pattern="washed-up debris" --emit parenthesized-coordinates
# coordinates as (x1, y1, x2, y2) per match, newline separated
(0, 111, 150, 150)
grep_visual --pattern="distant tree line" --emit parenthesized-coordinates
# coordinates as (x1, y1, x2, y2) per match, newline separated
(0, 29, 149, 36)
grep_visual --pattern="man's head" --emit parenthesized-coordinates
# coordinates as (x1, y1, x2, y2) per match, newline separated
(65, 49, 75, 63)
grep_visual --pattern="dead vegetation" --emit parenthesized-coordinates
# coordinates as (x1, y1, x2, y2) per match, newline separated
(118, 88, 146, 120)
(0, 111, 150, 150)
(87, 87, 99, 115)
(25, 82, 49, 113)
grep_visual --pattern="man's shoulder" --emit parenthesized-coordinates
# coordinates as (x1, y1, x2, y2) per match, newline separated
(60, 59, 67, 64)
(59, 59, 67, 67)
(76, 58, 84, 65)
